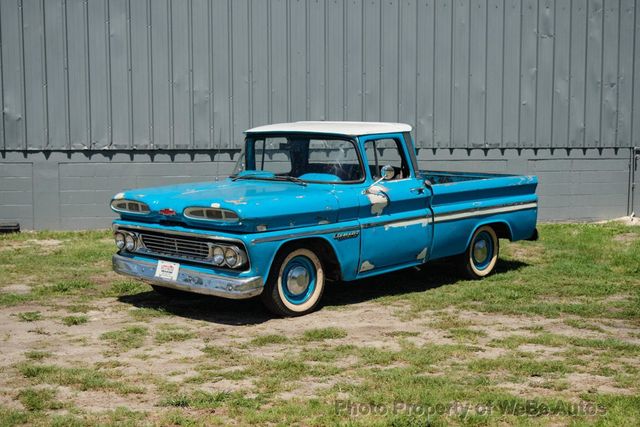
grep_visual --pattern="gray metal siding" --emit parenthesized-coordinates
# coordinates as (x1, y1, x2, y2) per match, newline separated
(0, 0, 638, 150)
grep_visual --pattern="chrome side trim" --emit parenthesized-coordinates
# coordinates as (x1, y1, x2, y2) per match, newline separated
(112, 254, 263, 299)
(251, 225, 361, 244)
(433, 201, 537, 223)
(361, 214, 432, 229)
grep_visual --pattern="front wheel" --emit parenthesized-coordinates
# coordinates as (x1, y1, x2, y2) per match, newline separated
(460, 225, 499, 279)
(261, 246, 325, 317)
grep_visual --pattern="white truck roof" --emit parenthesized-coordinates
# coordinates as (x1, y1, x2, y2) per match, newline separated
(245, 121, 412, 136)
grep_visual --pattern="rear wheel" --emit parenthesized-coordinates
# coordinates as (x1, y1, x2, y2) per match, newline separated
(261, 246, 325, 317)
(460, 225, 499, 279)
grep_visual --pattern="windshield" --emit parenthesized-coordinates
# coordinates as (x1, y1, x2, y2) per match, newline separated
(232, 135, 364, 183)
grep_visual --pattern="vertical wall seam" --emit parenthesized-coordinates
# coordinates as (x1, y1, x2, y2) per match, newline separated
(566, 0, 572, 147)
(227, 0, 233, 146)
(105, 0, 113, 147)
(305, 0, 310, 120)
(582, 0, 588, 147)
(188, 0, 194, 147)
(248, 0, 254, 126)
(286, 0, 291, 121)
(18, 0, 27, 149)
(83, 0, 91, 147)
(396, 0, 401, 122)
(323, 0, 327, 120)
(550, 0, 556, 148)
(207, 0, 214, 148)
(147, 0, 154, 147)
(414, 0, 419, 143)
(483, 0, 489, 146)
(342, 0, 346, 119)
(432, 0, 436, 147)
(517, 0, 523, 147)
(167, 0, 174, 148)
(598, 0, 605, 147)
(62, 0, 70, 149)
(614, 0, 621, 147)
(267, 0, 273, 124)
(533, 0, 540, 148)
(41, 0, 49, 148)
(361, 0, 366, 121)
(378, 0, 383, 121)
(449, 0, 454, 148)
(0, 1, 4, 150)
(126, 0, 133, 148)
(631, 0, 637, 148)
(499, 0, 505, 145)
(466, 0, 471, 148)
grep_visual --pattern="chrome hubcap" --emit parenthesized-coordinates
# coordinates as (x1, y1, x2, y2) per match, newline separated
(286, 266, 310, 295)
(473, 239, 489, 263)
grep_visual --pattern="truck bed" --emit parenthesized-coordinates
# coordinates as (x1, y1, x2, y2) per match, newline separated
(417, 169, 539, 260)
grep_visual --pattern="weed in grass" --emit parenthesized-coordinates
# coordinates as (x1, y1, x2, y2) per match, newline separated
(302, 327, 347, 341)
(18, 311, 42, 322)
(18, 363, 143, 394)
(128, 307, 168, 321)
(564, 318, 606, 332)
(101, 326, 148, 351)
(62, 315, 88, 326)
(0, 406, 29, 426)
(155, 325, 195, 344)
(249, 334, 289, 346)
(160, 390, 232, 409)
(102, 281, 149, 297)
(17, 388, 63, 411)
(24, 351, 52, 361)
(446, 327, 488, 343)
(383, 331, 420, 338)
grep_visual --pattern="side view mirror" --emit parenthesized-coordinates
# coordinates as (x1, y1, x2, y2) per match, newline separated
(365, 165, 395, 194)
(380, 165, 395, 181)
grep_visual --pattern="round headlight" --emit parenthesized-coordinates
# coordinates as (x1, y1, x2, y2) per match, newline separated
(212, 246, 225, 265)
(114, 232, 125, 249)
(124, 234, 136, 251)
(224, 247, 238, 267)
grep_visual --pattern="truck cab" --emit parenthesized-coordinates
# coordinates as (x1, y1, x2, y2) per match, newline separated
(112, 122, 538, 316)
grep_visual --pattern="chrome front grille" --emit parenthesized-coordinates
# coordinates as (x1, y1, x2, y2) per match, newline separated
(138, 231, 211, 261)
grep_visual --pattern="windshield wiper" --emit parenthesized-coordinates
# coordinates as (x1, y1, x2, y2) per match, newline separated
(230, 173, 307, 186)
(272, 176, 307, 186)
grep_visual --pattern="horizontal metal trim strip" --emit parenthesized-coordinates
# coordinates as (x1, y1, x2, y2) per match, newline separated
(361, 214, 432, 229)
(251, 225, 361, 244)
(434, 202, 537, 223)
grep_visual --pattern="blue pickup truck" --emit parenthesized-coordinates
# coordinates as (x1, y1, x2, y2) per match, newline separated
(111, 122, 538, 316)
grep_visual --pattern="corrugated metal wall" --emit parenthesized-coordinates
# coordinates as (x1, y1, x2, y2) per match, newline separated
(1, 0, 638, 151)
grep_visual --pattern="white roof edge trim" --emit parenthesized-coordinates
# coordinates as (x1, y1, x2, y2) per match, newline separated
(244, 121, 412, 136)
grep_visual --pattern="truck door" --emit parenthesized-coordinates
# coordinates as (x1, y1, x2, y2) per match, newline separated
(357, 134, 433, 273)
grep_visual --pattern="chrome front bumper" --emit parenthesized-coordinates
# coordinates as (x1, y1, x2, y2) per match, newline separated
(112, 254, 264, 299)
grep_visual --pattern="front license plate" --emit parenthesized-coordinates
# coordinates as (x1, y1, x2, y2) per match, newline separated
(155, 260, 180, 281)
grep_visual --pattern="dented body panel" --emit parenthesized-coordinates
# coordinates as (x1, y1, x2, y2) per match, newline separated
(111, 122, 538, 299)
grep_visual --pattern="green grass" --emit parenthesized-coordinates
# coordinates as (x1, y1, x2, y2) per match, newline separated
(17, 311, 42, 322)
(17, 388, 63, 411)
(101, 326, 148, 351)
(18, 363, 144, 395)
(301, 327, 348, 341)
(155, 325, 196, 344)
(0, 224, 639, 425)
(249, 334, 289, 346)
(61, 315, 88, 326)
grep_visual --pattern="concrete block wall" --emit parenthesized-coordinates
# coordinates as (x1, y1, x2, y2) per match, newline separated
(0, 148, 634, 230)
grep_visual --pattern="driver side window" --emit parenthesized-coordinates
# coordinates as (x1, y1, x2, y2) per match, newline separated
(364, 138, 410, 180)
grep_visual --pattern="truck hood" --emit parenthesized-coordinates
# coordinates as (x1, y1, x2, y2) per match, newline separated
(112, 178, 340, 233)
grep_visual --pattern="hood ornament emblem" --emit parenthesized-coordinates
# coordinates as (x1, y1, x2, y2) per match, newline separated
(159, 208, 177, 216)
